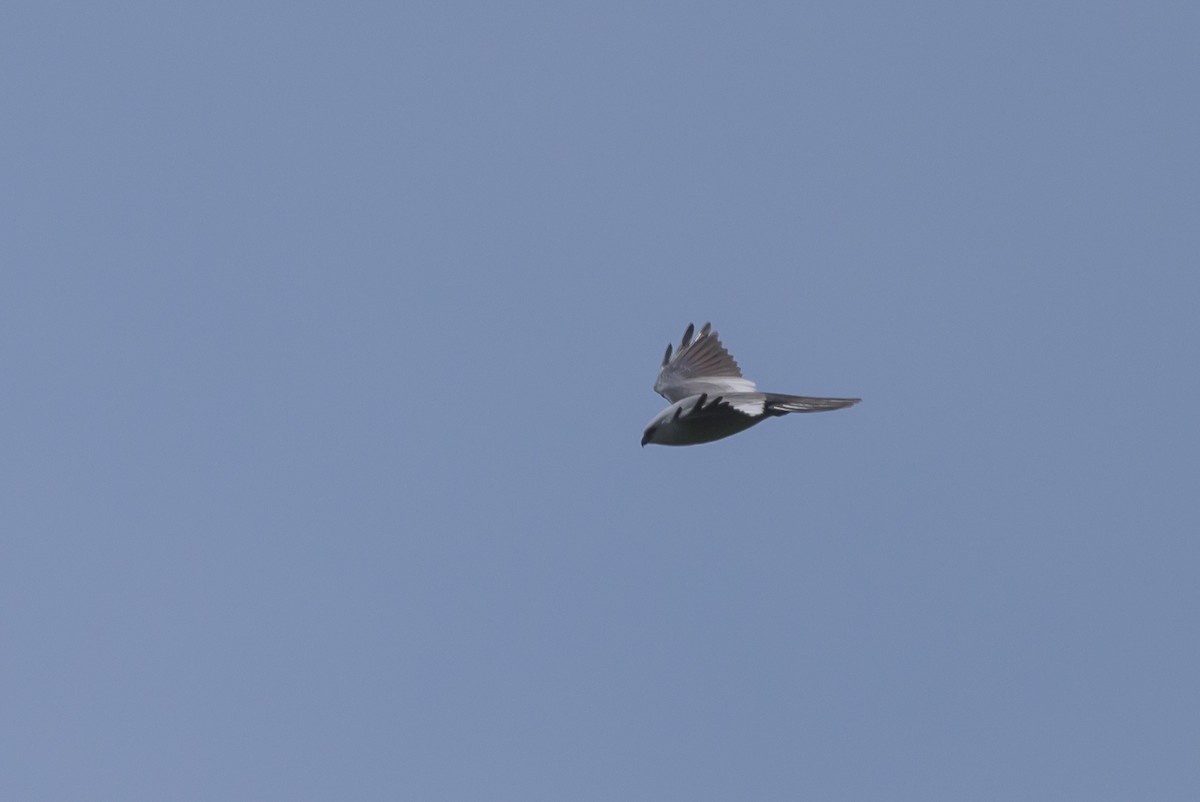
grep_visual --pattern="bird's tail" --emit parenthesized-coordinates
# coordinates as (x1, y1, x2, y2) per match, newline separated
(764, 394, 860, 415)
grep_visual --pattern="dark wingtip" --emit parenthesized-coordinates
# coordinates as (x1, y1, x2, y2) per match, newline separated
(699, 322, 712, 339)
(662, 343, 673, 366)
(681, 323, 695, 349)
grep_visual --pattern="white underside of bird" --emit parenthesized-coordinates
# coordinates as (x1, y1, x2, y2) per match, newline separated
(641, 322, 860, 447)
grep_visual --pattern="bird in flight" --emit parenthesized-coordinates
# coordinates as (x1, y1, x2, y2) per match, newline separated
(642, 322, 859, 447)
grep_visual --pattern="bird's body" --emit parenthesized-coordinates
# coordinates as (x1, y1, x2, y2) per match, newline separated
(641, 323, 859, 447)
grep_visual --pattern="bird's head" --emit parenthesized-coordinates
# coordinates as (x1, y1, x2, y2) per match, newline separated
(641, 403, 681, 447)
(641, 424, 658, 447)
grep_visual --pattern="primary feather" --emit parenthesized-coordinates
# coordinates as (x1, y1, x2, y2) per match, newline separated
(653, 322, 758, 402)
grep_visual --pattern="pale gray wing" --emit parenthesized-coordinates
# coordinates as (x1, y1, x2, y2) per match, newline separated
(681, 392, 860, 418)
(762, 393, 861, 414)
(653, 322, 758, 403)
(668, 392, 761, 421)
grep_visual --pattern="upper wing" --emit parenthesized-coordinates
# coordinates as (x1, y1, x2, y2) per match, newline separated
(654, 322, 758, 403)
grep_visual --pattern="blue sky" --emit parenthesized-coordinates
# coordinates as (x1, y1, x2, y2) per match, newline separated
(3, 3, 1198, 799)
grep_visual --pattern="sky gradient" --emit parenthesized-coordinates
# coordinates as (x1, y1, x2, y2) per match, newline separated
(3, 3, 1199, 799)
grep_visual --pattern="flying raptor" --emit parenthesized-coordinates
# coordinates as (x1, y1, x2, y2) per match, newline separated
(641, 322, 859, 446)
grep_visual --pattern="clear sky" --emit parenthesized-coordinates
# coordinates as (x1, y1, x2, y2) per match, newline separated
(3, 3, 1198, 800)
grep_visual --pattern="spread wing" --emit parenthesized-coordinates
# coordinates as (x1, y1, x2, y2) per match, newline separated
(762, 393, 861, 414)
(653, 322, 758, 403)
(676, 392, 859, 420)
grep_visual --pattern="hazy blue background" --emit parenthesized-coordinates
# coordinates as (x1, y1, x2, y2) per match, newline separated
(3, 3, 1198, 799)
